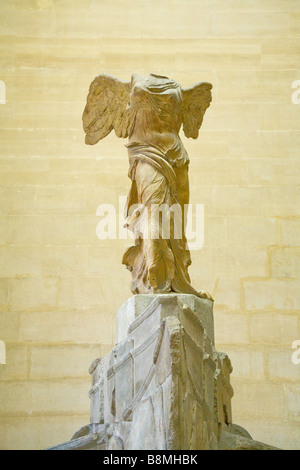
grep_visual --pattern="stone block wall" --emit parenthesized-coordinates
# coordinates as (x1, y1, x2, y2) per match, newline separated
(0, 0, 299, 449)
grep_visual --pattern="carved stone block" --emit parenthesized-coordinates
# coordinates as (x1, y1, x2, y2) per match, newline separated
(48, 295, 278, 450)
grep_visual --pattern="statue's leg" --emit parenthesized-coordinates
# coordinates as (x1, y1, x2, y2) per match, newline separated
(123, 160, 213, 299)
(173, 162, 189, 236)
(171, 163, 214, 301)
(134, 161, 174, 293)
(173, 163, 189, 208)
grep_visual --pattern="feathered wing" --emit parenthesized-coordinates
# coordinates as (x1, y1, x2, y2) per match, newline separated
(181, 82, 212, 139)
(82, 74, 132, 145)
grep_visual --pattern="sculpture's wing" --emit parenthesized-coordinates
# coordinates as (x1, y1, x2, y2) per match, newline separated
(82, 74, 132, 145)
(181, 82, 212, 139)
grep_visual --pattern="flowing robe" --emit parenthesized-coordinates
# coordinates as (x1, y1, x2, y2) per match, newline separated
(122, 75, 200, 296)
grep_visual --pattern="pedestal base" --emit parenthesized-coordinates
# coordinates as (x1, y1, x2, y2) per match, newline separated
(48, 294, 278, 450)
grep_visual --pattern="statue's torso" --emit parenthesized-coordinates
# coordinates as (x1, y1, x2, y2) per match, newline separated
(128, 75, 189, 168)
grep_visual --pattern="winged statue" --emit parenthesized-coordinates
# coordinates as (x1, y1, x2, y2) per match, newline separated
(83, 73, 213, 300)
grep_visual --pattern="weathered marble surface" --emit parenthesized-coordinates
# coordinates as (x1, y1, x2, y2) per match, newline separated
(82, 73, 213, 300)
(116, 294, 214, 344)
(48, 295, 278, 450)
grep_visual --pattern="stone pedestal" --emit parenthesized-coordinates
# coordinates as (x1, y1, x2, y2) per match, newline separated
(48, 295, 278, 450)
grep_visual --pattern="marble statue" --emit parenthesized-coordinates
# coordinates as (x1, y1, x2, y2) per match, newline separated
(82, 73, 212, 300)
(47, 74, 279, 451)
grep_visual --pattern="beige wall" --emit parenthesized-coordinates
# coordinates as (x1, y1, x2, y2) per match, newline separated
(0, 0, 300, 450)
